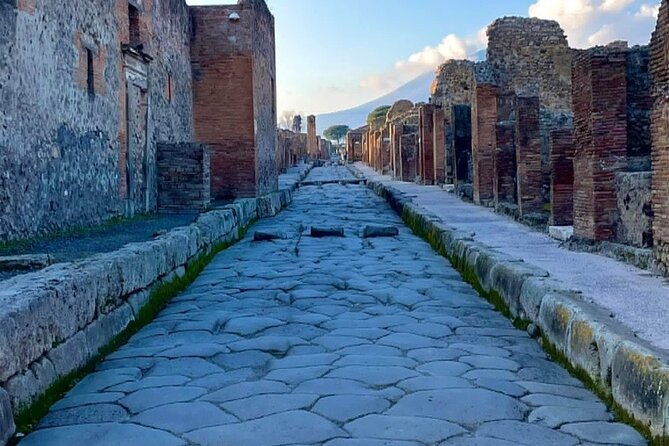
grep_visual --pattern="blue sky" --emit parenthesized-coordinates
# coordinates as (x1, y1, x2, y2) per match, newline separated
(186, 0, 660, 117)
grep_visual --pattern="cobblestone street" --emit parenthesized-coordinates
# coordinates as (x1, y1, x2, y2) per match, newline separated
(20, 167, 646, 446)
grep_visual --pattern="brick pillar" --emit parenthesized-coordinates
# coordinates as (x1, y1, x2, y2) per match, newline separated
(515, 96, 544, 216)
(433, 107, 446, 183)
(400, 133, 418, 181)
(573, 45, 628, 241)
(390, 124, 403, 179)
(419, 104, 435, 184)
(472, 84, 498, 204)
(550, 128, 575, 226)
(652, 1, 669, 272)
(307, 115, 318, 159)
(494, 123, 516, 207)
(381, 128, 391, 173)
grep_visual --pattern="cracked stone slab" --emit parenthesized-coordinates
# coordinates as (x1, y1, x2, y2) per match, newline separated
(475, 420, 579, 445)
(221, 393, 318, 420)
(313, 395, 391, 423)
(132, 402, 238, 434)
(119, 386, 207, 414)
(344, 415, 466, 443)
(559, 422, 647, 446)
(185, 410, 346, 446)
(19, 423, 186, 446)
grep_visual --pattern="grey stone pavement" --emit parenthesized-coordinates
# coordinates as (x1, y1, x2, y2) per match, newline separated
(19, 166, 646, 446)
(354, 163, 669, 352)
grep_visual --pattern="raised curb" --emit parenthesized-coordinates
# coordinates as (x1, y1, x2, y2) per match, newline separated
(0, 164, 312, 445)
(357, 168, 669, 439)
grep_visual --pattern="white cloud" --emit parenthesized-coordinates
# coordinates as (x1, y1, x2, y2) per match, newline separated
(359, 30, 487, 95)
(529, 0, 659, 48)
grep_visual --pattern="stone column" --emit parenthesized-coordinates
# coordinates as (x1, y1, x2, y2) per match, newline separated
(573, 45, 628, 241)
(515, 96, 544, 217)
(472, 84, 498, 204)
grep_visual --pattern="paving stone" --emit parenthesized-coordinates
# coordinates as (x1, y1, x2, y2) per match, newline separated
(38, 404, 129, 428)
(516, 381, 598, 400)
(146, 358, 222, 378)
(227, 336, 308, 354)
(269, 353, 340, 369)
(158, 343, 227, 359)
(388, 389, 527, 424)
(476, 420, 579, 445)
(334, 355, 417, 368)
(185, 410, 346, 446)
(316, 335, 372, 350)
(294, 378, 371, 396)
(223, 316, 286, 336)
(559, 422, 647, 446)
(521, 394, 608, 410)
(133, 402, 237, 434)
(203, 380, 290, 403)
(313, 395, 391, 423)
(213, 350, 274, 370)
(119, 386, 207, 414)
(221, 393, 318, 420)
(326, 366, 420, 386)
(108, 376, 190, 393)
(397, 376, 473, 392)
(388, 322, 452, 338)
(406, 347, 465, 362)
(460, 355, 520, 371)
(378, 333, 441, 350)
(19, 423, 186, 446)
(325, 440, 421, 446)
(344, 415, 466, 443)
(528, 405, 613, 428)
(417, 361, 471, 377)
(439, 438, 518, 446)
(51, 393, 126, 411)
(188, 369, 256, 390)
(68, 368, 142, 395)
(265, 365, 331, 384)
(338, 345, 403, 357)
(473, 379, 527, 397)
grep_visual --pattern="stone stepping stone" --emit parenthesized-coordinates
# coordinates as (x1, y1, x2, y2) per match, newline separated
(311, 226, 345, 237)
(253, 231, 287, 242)
(362, 225, 399, 238)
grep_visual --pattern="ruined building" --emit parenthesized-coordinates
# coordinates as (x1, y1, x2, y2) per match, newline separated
(360, 14, 656, 263)
(0, 0, 277, 241)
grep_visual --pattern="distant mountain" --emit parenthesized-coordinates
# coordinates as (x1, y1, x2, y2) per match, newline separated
(315, 50, 486, 134)
(316, 70, 434, 134)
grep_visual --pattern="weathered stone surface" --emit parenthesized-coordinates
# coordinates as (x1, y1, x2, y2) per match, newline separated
(344, 415, 466, 443)
(0, 255, 52, 272)
(185, 411, 346, 446)
(0, 388, 14, 446)
(560, 422, 646, 446)
(18, 423, 186, 446)
(311, 226, 345, 238)
(362, 225, 399, 238)
(132, 402, 236, 434)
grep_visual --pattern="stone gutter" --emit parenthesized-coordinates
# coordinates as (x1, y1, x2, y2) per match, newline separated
(0, 164, 313, 445)
(354, 168, 668, 440)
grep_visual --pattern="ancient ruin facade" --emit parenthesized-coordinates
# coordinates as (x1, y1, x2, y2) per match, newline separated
(277, 129, 306, 171)
(0, 0, 278, 241)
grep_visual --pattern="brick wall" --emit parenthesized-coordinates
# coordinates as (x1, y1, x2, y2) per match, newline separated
(515, 96, 544, 216)
(573, 45, 628, 241)
(419, 104, 435, 184)
(191, 1, 277, 200)
(472, 84, 498, 204)
(550, 129, 575, 226)
(651, 0, 669, 272)
(494, 123, 516, 207)
(157, 143, 210, 212)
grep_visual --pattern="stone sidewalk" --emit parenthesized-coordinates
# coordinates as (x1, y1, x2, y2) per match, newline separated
(353, 163, 669, 353)
(19, 166, 645, 446)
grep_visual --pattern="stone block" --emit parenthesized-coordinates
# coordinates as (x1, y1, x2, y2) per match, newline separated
(537, 293, 581, 355)
(548, 226, 574, 242)
(84, 303, 134, 357)
(5, 357, 57, 409)
(612, 342, 669, 437)
(489, 261, 549, 318)
(0, 388, 14, 446)
(311, 227, 345, 238)
(46, 331, 90, 377)
(362, 225, 399, 238)
(0, 254, 52, 272)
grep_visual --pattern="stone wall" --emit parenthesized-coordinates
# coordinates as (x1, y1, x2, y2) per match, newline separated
(277, 129, 306, 171)
(0, 168, 310, 444)
(627, 46, 652, 158)
(157, 143, 211, 212)
(190, 1, 278, 200)
(616, 172, 653, 247)
(515, 96, 543, 217)
(0, 0, 193, 241)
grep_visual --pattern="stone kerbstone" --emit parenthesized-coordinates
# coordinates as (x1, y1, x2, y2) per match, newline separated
(85, 303, 134, 358)
(611, 341, 669, 436)
(5, 357, 57, 409)
(46, 331, 90, 377)
(0, 254, 52, 272)
(0, 388, 15, 446)
(489, 261, 550, 318)
(537, 293, 581, 354)
(519, 277, 562, 322)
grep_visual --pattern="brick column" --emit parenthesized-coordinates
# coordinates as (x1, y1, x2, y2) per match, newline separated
(472, 84, 498, 204)
(550, 128, 575, 226)
(573, 46, 628, 241)
(390, 124, 403, 179)
(419, 104, 435, 184)
(433, 107, 446, 183)
(494, 123, 516, 207)
(515, 96, 544, 216)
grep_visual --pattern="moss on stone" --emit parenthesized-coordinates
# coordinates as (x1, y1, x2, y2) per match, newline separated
(11, 222, 253, 439)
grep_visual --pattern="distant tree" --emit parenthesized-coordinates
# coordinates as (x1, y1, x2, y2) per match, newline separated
(292, 115, 303, 133)
(367, 105, 391, 125)
(323, 125, 350, 147)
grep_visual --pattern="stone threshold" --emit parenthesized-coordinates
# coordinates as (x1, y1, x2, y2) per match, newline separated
(351, 165, 669, 440)
(0, 164, 314, 446)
